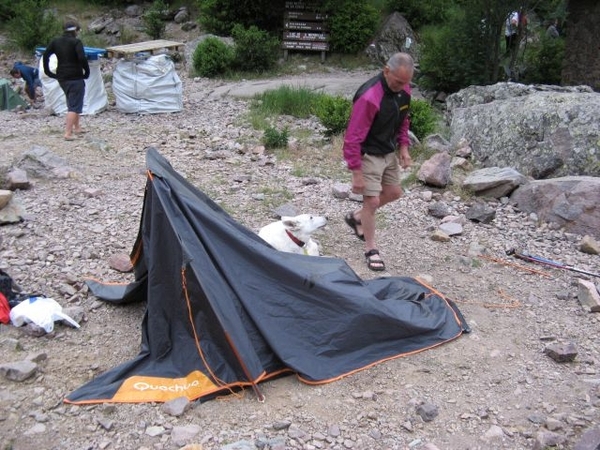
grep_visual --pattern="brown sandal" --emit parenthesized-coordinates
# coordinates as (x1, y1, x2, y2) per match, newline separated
(365, 249, 386, 272)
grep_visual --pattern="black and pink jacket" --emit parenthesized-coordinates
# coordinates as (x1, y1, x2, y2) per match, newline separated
(343, 72, 411, 171)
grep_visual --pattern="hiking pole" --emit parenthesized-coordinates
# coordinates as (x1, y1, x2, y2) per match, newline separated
(506, 248, 600, 278)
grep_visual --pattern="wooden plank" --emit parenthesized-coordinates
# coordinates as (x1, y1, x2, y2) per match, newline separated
(284, 21, 327, 31)
(105, 40, 184, 58)
(283, 31, 328, 42)
(282, 41, 330, 51)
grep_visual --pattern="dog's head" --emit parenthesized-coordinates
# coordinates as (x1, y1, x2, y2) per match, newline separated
(281, 214, 327, 240)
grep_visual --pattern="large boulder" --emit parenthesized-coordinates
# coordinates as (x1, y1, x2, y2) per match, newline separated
(447, 83, 600, 179)
(510, 176, 600, 238)
(365, 12, 419, 65)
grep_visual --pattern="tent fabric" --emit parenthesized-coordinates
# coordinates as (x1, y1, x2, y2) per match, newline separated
(0, 78, 27, 110)
(38, 56, 108, 116)
(112, 54, 183, 114)
(66, 148, 469, 405)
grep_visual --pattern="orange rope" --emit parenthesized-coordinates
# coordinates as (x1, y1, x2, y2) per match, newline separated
(480, 254, 554, 278)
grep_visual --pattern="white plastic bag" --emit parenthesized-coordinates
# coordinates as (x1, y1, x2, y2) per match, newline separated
(9, 297, 80, 333)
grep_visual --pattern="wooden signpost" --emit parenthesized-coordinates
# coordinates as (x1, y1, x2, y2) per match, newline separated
(282, 1, 329, 62)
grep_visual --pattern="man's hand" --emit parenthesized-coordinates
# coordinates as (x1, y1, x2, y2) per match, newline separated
(398, 146, 412, 169)
(351, 170, 365, 194)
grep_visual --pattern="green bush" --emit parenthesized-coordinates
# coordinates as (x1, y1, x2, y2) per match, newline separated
(231, 24, 280, 73)
(384, 0, 449, 28)
(409, 99, 438, 141)
(262, 126, 289, 149)
(197, 0, 285, 35)
(142, 0, 167, 40)
(326, 0, 379, 54)
(193, 37, 234, 77)
(521, 36, 565, 85)
(313, 95, 352, 136)
(6, 0, 62, 52)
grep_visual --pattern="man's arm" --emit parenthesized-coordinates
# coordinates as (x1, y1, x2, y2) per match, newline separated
(75, 41, 90, 79)
(42, 42, 56, 78)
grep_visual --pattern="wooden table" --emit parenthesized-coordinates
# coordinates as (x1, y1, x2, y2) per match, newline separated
(105, 40, 185, 59)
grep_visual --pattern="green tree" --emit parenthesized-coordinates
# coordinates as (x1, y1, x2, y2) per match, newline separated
(142, 0, 168, 40)
(6, 0, 61, 51)
(325, 0, 379, 54)
(197, 0, 285, 35)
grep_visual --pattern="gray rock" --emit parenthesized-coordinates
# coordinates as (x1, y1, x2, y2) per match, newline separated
(365, 12, 419, 65)
(544, 342, 578, 362)
(447, 83, 599, 178)
(465, 203, 496, 224)
(463, 167, 527, 198)
(416, 403, 439, 422)
(573, 427, 600, 450)
(510, 176, 600, 239)
(0, 360, 38, 381)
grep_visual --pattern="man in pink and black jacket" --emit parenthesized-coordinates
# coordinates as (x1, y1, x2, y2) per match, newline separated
(343, 52, 414, 272)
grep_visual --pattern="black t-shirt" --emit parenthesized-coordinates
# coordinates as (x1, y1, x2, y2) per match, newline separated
(43, 33, 90, 81)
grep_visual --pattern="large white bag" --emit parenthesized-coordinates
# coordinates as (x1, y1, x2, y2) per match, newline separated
(38, 56, 108, 116)
(112, 54, 183, 114)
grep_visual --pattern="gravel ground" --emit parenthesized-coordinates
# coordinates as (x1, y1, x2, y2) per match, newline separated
(0, 65, 599, 450)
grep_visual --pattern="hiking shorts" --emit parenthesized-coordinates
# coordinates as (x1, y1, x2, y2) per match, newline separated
(59, 79, 85, 114)
(361, 152, 401, 197)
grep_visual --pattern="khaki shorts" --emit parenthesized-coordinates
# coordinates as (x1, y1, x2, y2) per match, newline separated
(361, 153, 400, 196)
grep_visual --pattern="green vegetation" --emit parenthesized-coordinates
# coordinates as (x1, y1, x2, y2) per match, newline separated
(409, 99, 438, 141)
(192, 37, 234, 77)
(325, 0, 379, 54)
(312, 95, 351, 136)
(262, 126, 289, 149)
(142, 0, 168, 40)
(5, 0, 61, 52)
(231, 24, 280, 73)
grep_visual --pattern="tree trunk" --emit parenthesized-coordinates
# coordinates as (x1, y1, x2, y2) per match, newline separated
(562, 0, 600, 91)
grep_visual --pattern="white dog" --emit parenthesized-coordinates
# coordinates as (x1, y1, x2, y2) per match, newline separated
(258, 214, 327, 256)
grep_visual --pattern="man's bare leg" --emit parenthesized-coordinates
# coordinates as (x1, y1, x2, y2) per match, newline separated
(65, 112, 77, 138)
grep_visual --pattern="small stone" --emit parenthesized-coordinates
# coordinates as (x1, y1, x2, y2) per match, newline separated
(544, 342, 578, 363)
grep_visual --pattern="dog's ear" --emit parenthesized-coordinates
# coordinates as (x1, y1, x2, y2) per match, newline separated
(281, 217, 300, 231)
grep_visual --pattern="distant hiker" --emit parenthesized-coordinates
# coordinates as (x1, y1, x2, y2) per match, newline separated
(546, 18, 560, 39)
(9, 62, 42, 107)
(505, 11, 519, 54)
(43, 19, 90, 141)
(342, 52, 414, 272)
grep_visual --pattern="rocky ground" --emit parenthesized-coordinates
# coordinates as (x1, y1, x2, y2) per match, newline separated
(0, 60, 599, 450)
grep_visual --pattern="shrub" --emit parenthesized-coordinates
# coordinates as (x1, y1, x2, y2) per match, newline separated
(521, 36, 565, 85)
(142, 0, 168, 40)
(409, 99, 438, 141)
(197, 0, 285, 35)
(326, 0, 379, 54)
(231, 24, 280, 73)
(384, 0, 449, 28)
(193, 37, 234, 77)
(313, 95, 352, 136)
(6, 0, 62, 52)
(262, 126, 289, 149)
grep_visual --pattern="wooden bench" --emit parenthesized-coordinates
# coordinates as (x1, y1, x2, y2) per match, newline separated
(105, 40, 185, 59)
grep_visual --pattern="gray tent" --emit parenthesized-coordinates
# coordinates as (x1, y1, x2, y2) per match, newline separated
(66, 148, 469, 404)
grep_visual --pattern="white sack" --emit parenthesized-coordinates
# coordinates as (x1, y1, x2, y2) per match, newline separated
(112, 54, 183, 114)
(39, 56, 108, 116)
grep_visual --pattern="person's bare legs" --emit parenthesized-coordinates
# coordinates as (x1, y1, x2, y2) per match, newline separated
(65, 112, 78, 138)
(73, 113, 84, 134)
(353, 184, 403, 264)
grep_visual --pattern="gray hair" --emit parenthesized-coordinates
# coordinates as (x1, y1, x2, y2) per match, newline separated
(387, 52, 414, 72)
